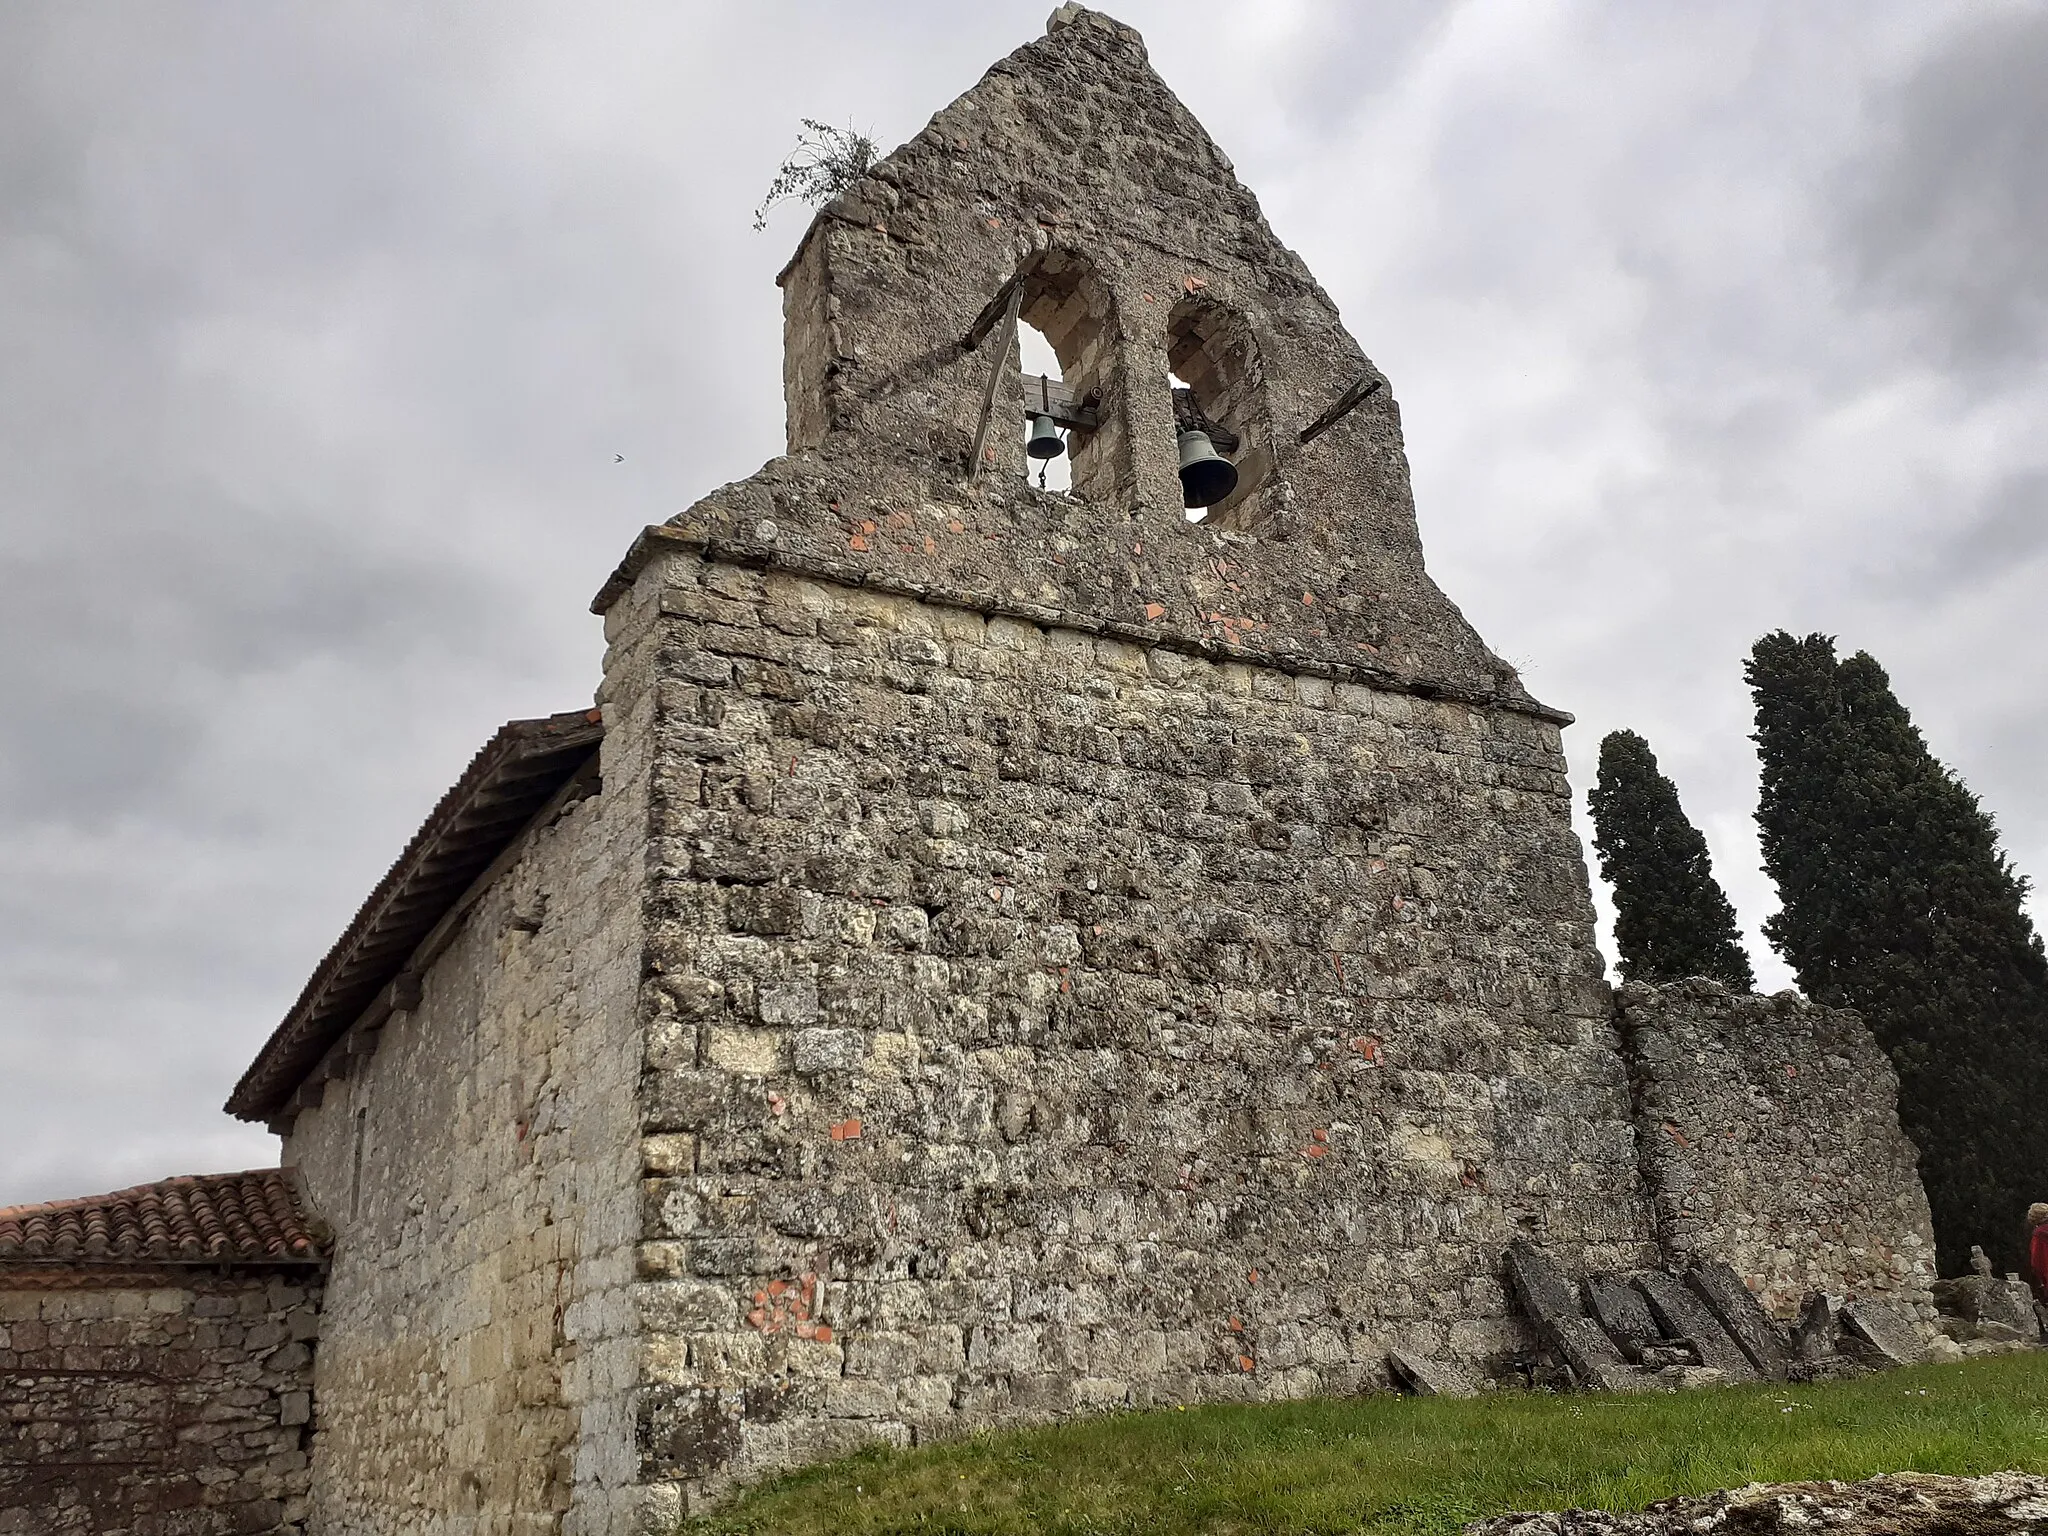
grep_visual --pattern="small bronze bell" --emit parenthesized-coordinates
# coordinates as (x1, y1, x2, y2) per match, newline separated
(1026, 413, 1065, 460)
(1177, 429, 1238, 508)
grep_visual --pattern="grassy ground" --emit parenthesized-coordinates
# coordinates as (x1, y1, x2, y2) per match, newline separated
(688, 1352, 2048, 1536)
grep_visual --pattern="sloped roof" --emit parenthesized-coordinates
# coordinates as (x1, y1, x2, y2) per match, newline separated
(0, 1169, 325, 1266)
(226, 708, 604, 1122)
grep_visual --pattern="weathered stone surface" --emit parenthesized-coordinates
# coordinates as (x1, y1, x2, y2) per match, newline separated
(1685, 1261, 1790, 1379)
(1932, 1267, 2042, 1344)
(1467, 1473, 2048, 1536)
(1638, 1345, 1694, 1369)
(1616, 980, 1937, 1317)
(1840, 1298, 1927, 1367)
(1792, 1293, 1840, 1360)
(1388, 1350, 1479, 1398)
(0, 1270, 321, 1535)
(688, 15, 1557, 716)
(1656, 1365, 1729, 1390)
(1506, 1244, 1648, 1392)
(1632, 1271, 1757, 1382)
(1583, 1273, 1664, 1363)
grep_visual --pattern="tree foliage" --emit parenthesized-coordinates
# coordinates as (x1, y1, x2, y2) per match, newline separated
(754, 119, 880, 232)
(1589, 729, 1755, 989)
(1748, 631, 2048, 1274)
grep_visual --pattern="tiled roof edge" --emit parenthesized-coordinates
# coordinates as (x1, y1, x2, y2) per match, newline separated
(0, 1168, 328, 1266)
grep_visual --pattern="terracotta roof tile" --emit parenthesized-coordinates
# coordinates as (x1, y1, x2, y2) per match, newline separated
(0, 1169, 326, 1266)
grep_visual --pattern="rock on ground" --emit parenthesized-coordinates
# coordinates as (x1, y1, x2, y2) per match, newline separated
(1468, 1473, 2048, 1536)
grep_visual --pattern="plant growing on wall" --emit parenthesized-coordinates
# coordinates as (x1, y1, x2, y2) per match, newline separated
(754, 119, 880, 231)
(1748, 630, 2048, 1275)
(1589, 729, 1754, 990)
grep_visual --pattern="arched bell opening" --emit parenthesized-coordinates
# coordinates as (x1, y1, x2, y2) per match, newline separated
(1014, 250, 1124, 505)
(1166, 298, 1278, 529)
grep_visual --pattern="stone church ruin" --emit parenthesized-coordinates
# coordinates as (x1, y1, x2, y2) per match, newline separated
(4, 9, 2020, 1533)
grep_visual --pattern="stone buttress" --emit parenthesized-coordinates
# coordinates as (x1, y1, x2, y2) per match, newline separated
(590, 7, 1657, 1517)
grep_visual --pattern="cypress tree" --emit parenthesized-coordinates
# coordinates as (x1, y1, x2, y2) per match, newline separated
(1748, 631, 2048, 1273)
(1589, 729, 1755, 989)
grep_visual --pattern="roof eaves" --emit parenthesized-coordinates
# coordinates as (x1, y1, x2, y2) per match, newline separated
(225, 709, 603, 1122)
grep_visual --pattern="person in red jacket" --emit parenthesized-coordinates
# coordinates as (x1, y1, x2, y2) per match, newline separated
(2030, 1204, 2048, 1304)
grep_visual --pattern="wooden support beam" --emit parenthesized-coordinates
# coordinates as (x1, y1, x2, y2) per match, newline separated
(961, 257, 1042, 353)
(967, 283, 1025, 480)
(1020, 373, 1100, 432)
(1297, 374, 1384, 446)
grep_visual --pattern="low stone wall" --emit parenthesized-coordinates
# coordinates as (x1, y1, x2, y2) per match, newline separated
(0, 1267, 320, 1535)
(1617, 980, 1937, 1316)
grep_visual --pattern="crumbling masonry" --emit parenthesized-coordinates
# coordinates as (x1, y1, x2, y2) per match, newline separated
(1, 10, 1954, 1534)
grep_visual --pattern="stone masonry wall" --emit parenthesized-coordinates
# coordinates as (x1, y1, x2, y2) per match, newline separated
(284, 769, 644, 1536)
(1617, 979, 1938, 1317)
(614, 545, 1656, 1515)
(0, 1268, 320, 1535)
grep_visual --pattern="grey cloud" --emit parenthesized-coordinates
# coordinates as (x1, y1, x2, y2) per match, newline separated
(1279, 1, 1460, 134)
(0, 511, 493, 821)
(1835, 5, 2048, 373)
(1858, 467, 2048, 600)
(2, 0, 2043, 1204)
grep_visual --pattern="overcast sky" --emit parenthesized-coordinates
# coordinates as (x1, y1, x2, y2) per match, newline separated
(4, 1, 2044, 1205)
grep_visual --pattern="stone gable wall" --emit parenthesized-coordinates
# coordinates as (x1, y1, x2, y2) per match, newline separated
(282, 763, 645, 1536)
(690, 7, 1545, 716)
(615, 547, 1655, 1516)
(1617, 979, 1938, 1317)
(0, 1268, 319, 1535)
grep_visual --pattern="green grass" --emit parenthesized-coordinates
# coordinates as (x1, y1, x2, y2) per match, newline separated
(688, 1353, 2048, 1536)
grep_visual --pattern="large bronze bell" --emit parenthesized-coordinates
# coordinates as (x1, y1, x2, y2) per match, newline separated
(1177, 429, 1238, 508)
(1026, 413, 1065, 460)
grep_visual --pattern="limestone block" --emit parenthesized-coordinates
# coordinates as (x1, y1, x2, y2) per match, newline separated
(1387, 1349, 1479, 1397)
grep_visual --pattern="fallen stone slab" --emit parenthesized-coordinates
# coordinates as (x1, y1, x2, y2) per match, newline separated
(1465, 1472, 2048, 1536)
(1633, 1270, 1757, 1382)
(1388, 1349, 1479, 1398)
(1840, 1297, 1927, 1367)
(1685, 1261, 1790, 1379)
(1584, 1272, 1664, 1363)
(1504, 1241, 1652, 1393)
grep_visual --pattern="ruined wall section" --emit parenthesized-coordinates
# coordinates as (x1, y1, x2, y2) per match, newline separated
(285, 760, 644, 1535)
(618, 547, 1653, 1514)
(0, 1269, 320, 1534)
(1617, 979, 1937, 1317)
